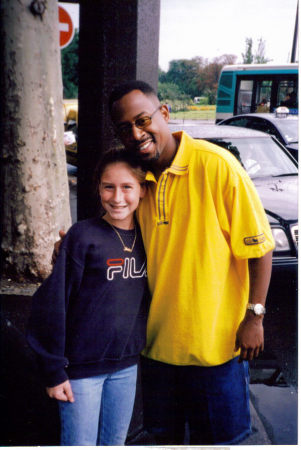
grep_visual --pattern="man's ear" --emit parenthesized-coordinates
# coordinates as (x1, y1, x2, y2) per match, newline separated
(160, 104, 170, 123)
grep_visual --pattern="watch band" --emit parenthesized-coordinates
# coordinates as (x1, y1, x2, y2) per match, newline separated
(247, 303, 266, 315)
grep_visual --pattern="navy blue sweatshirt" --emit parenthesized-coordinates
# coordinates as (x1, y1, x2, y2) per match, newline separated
(27, 217, 149, 387)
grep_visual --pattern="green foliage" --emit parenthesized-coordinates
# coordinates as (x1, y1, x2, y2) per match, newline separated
(204, 89, 217, 105)
(164, 58, 203, 97)
(158, 66, 167, 82)
(242, 37, 254, 63)
(158, 81, 191, 110)
(159, 54, 237, 104)
(158, 81, 184, 100)
(61, 30, 79, 99)
(241, 37, 271, 64)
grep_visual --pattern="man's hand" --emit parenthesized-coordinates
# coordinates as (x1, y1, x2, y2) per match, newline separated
(46, 380, 74, 402)
(234, 311, 264, 362)
(51, 229, 66, 265)
(235, 251, 272, 362)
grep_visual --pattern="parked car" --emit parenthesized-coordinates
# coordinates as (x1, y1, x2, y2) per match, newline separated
(218, 113, 298, 160)
(168, 124, 298, 290)
(64, 130, 77, 166)
(63, 99, 78, 166)
(63, 99, 78, 132)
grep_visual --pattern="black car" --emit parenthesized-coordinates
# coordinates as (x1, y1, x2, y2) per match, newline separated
(218, 113, 298, 160)
(169, 123, 298, 382)
(169, 123, 298, 292)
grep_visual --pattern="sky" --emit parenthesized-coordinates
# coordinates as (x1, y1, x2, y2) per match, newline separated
(61, 0, 298, 71)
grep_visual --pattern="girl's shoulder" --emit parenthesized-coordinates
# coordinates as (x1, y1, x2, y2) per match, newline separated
(68, 216, 104, 232)
(63, 217, 110, 248)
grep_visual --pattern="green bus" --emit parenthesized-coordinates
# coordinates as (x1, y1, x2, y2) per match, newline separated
(215, 63, 298, 123)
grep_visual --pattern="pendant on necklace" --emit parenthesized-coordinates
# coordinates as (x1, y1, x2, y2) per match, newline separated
(109, 222, 137, 253)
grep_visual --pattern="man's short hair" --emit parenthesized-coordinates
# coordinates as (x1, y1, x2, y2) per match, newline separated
(108, 80, 157, 115)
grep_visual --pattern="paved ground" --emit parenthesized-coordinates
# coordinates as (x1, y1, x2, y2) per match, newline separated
(249, 383, 298, 445)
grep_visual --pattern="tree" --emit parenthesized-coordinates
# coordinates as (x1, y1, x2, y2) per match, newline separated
(254, 38, 271, 63)
(158, 81, 191, 110)
(164, 58, 206, 98)
(160, 54, 237, 102)
(157, 81, 190, 102)
(61, 30, 79, 99)
(158, 66, 167, 83)
(242, 37, 254, 63)
(203, 55, 237, 89)
(242, 37, 271, 64)
(202, 54, 237, 104)
(0, 0, 71, 282)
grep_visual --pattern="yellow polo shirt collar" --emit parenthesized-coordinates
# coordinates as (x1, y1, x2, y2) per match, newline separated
(145, 131, 190, 182)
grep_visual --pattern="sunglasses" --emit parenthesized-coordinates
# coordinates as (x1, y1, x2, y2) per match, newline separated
(116, 105, 162, 137)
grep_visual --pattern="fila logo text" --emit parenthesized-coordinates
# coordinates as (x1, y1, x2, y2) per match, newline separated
(107, 257, 147, 281)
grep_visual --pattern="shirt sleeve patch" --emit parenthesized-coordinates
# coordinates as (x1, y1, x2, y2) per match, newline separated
(244, 234, 266, 246)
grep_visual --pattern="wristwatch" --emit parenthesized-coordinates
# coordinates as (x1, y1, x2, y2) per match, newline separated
(247, 303, 266, 315)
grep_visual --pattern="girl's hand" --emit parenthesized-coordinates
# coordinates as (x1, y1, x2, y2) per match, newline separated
(51, 229, 66, 265)
(46, 380, 74, 402)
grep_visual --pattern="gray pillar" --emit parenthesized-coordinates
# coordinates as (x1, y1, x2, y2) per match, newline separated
(77, 0, 160, 220)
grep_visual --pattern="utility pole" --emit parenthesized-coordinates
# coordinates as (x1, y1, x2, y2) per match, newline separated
(291, 1, 298, 63)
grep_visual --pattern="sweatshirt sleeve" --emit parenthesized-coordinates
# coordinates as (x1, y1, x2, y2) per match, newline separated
(26, 241, 84, 388)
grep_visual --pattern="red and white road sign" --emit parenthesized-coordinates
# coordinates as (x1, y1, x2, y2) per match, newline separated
(59, 5, 75, 49)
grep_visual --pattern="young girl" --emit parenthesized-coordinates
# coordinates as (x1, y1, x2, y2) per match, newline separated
(27, 150, 149, 446)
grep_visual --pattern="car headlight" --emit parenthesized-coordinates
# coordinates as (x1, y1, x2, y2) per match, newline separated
(272, 228, 290, 252)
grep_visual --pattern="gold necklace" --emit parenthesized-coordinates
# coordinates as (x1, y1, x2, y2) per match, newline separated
(110, 224, 137, 253)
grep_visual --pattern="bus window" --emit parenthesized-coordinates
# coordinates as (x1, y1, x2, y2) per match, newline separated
(255, 80, 272, 112)
(237, 80, 253, 114)
(278, 80, 298, 109)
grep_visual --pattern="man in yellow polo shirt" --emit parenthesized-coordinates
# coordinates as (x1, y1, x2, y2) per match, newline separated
(108, 80, 274, 446)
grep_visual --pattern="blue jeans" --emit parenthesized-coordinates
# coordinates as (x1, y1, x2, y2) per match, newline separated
(141, 356, 251, 445)
(58, 364, 137, 445)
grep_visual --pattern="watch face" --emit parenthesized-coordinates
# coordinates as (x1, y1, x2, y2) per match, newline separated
(254, 304, 265, 315)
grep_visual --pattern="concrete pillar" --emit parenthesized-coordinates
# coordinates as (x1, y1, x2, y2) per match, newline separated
(76, 1, 160, 443)
(77, 0, 160, 219)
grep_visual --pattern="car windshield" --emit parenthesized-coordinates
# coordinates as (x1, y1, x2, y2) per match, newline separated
(275, 119, 298, 143)
(207, 137, 298, 178)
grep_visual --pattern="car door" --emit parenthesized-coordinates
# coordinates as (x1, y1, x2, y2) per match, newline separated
(225, 117, 250, 128)
(247, 118, 285, 146)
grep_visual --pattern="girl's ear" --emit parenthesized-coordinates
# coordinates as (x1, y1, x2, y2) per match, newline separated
(98, 182, 103, 201)
(139, 183, 147, 199)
